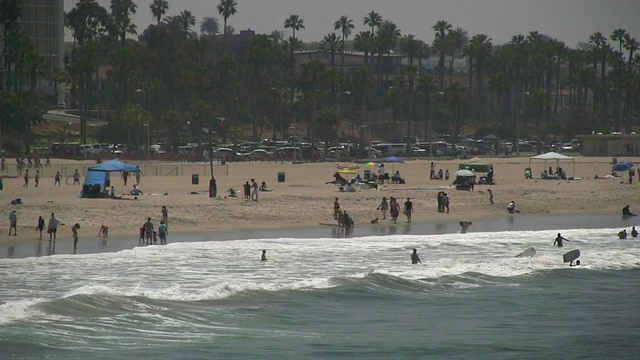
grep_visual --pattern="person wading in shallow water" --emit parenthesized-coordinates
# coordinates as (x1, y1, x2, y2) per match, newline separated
(411, 248, 421, 264)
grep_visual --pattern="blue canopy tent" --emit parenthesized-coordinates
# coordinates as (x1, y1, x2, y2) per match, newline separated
(82, 159, 141, 198)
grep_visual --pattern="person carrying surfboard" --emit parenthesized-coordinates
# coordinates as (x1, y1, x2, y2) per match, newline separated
(553, 233, 569, 247)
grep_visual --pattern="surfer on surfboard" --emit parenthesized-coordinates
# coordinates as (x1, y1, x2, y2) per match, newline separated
(553, 233, 569, 247)
(569, 260, 581, 267)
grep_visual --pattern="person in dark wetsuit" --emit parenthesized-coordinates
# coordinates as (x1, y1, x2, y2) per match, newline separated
(553, 233, 569, 247)
(411, 248, 421, 264)
(632, 226, 638, 238)
(261, 250, 267, 261)
(622, 205, 637, 217)
(618, 229, 628, 239)
(570, 260, 581, 267)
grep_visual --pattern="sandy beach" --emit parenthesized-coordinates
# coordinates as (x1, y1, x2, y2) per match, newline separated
(1, 156, 639, 247)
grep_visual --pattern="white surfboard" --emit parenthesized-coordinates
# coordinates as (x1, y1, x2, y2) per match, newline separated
(563, 249, 581, 263)
(516, 246, 536, 258)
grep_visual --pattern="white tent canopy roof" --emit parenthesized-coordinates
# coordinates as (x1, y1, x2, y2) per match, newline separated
(529, 152, 573, 160)
(528, 152, 575, 178)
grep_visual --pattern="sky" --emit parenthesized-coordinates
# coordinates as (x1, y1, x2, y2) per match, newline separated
(64, 0, 640, 48)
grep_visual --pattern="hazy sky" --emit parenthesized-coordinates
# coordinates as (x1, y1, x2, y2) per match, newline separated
(65, 0, 640, 47)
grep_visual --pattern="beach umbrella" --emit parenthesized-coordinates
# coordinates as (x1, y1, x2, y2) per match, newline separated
(613, 160, 633, 172)
(455, 169, 475, 177)
(384, 156, 405, 163)
(363, 162, 379, 169)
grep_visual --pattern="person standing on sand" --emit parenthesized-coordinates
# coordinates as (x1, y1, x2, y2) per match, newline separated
(8, 211, 17, 236)
(35, 170, 40, 187)
(23, 169, 29, 187)
(122, 171, 129, 186)
(139, 225, 146, 245)
(487, 189, 494, 205)
(54, 171, 61, 187)
(144, 217, 154, 245)
(73, 169, 80, 185)
(209, 177, 217, 198)
(158, 221, 168, 245)
(251, 178, 258, 201)
(161, 206, 168, 230)
(390, 197, 400, 223)
(334, 197, 341, 220)
(37, 215, 45, 240)
(404, 198, 414, 223)
(411, 249, 421, 264)
(72, 223, 81, 250)
(243, 181, 251, 200)
(377, 197, 389, 220)
(48, 213, 59, 242)
(429, 162, 435, 180)
(135, 166, 141, 184)
(261, 250, 267, 261)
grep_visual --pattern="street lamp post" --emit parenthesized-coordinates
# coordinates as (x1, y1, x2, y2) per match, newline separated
(428, 91, 444, 157)
(336, 91, 351, 142)
(515, 92, 530, 155)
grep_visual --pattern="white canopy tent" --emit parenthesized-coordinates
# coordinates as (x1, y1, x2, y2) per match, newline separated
(528, 152, 575, 178)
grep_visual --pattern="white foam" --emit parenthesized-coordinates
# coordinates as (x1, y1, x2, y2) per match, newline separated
(0, 298, 46, 325)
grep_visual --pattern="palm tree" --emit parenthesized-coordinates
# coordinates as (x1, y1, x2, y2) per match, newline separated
(432, 20, 452, 89)
(589, 31, 610, 124)
(444, 82, 469, 143)
(217, 0, 237, 53)
(351, 66, 375, 146)
(353, 31, 374, 67)
(23, 51, 49, 153)
(179, 10, 196, 39)
(400, 34, 420, 66)
(375, 21, 401, 92)
(320, 33, 340, 72)
(465, 33, 492, 122)
(488, 72, 508, 126)
(200, 16, 219, 36)
(284, 14, 305, 40)
(149, 0, 168, 25)
(363, 11, 382, 34)
(298, 60, 328, 142)
(401, 65, 418, 149)
(0, 0, 22, 90)
(417, 72, 436, 140)
(381, 88, 403, 142)
(110, 0, 138, 46)
(334, 15, 354, 73)
(445, 27, 468, 84)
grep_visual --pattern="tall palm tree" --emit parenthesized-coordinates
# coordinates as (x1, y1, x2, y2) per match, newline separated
(417, 72, 436, 140)
(334, 15, 354, 73)
(363, 11, 382, 35)
(179, 10, 196, 39)
(432, 20, 452, 89)
(149, 0, 168, 25)
(353, 31, 374, 67)
(217, 0, 237, 53)
(23, 51, 49, 153)
(381, 88, 403, 142)
(400, 34, 419, 66)
(320, 33, 340, 72)
(298, 60, 328, 142)
(589, 31, 610, 124)
(375, 21, 401, 92)
(444, 82, 469, 143)
(0, 0, 22, 90)
(488, 72, 508, 126)
(109, 0, 138, 46)
(401, 65, 418, 148)
(284, 14, 305, 40)
(445, 27, 468, 84)
(200, 16, 219, 36)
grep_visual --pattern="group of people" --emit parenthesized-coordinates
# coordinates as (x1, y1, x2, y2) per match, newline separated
(8, 212, 64, 243)
(436, 191, 450, 213)
(618, 226, 639, 239)
(138, 207, 169, 245)
(429, 162, 450, 181)
(242, 179, 260, 201)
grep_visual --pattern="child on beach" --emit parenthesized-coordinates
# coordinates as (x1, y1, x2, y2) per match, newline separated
(72, 223, 81, 250)
(139, 225, 146, 245)
(37, 216, 45, 240)
(158, 221, 168, 245)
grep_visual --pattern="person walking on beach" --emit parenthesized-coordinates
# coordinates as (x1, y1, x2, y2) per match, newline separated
(411, 248, 421, 264)
(261, 250, 267, 261)
(487, 189, 494, 205)
(54, 171, 61, 187)
(251, 178, 258, 201)
(37, 216, 45, 240)
(377, 197, 389, 220)
(209, 177, 217, 198)
(8, 211, 17, 236)
(23, 169, 29, 187)
(390, 197, 400, 223)
(158, 221, 168, 245)
(72, 223, 81, 250)
(48, 213, 60, 242)
(144, 217, 154, 245)
(404, 198, 414, 223)
(72, 169, 80, 185)
(135, 166, 141, 184)
(334, 197, 341, 220)
(34, 170, 40, 187)
(429, 162, 435, 180)
(122, 171, 129, 186)
(161, 206, 168, 230)
(243, 181, 251, 200)
(553, 233, 569, 247)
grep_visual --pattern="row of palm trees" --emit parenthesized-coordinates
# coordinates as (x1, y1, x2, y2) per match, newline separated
(2, 0, 640, 155)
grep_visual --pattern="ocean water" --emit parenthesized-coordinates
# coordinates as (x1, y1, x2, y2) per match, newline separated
(1, 227, 639, 359)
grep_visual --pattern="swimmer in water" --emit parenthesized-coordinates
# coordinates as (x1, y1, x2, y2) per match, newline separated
(411, 248, 421, 264)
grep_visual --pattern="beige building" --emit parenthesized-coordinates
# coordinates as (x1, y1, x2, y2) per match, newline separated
(579, 134, 640, 156)
(0, 0, 64, 102)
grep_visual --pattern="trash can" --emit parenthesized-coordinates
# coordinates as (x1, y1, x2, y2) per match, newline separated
(221, 160, 226, 165)
(364, 170, 371, 181)
(192, 174, 199, 185)
(0, 178, 3, 190)
(278, 172, 285, 183)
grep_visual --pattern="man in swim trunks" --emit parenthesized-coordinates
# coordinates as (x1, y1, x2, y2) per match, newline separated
(411, 248, 421, 264)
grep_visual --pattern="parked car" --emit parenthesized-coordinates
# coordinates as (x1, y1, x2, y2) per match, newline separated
(214, 147, 237, 160)
(248, 149, 273, 161)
